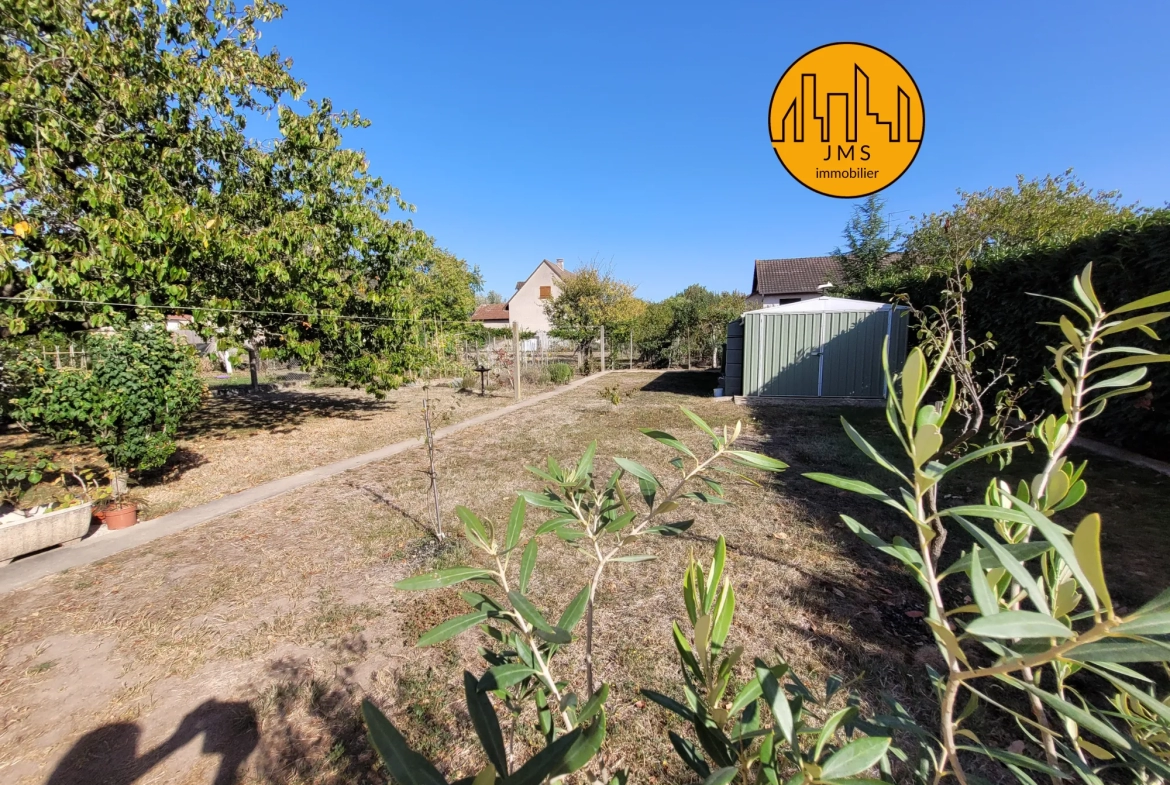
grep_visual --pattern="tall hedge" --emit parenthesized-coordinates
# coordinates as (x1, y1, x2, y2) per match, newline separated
(853, 209, 1170, 459)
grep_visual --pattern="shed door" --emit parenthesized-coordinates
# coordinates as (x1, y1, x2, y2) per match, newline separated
(747, 313, 821, 396)
(820, 311, 890, 398)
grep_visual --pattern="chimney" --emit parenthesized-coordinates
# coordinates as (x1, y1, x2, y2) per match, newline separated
(556, 258, 564, 270)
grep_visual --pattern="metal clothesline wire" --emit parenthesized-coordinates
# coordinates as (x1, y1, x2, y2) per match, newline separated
(0, 296, 480, 327)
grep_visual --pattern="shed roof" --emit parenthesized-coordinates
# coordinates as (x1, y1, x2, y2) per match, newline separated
(744, 296, 899, 315)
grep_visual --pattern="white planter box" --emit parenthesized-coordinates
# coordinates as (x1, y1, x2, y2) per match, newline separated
(0, 503, 93, 563)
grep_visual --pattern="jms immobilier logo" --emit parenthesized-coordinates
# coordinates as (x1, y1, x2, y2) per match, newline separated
(768, 42, 924, 198)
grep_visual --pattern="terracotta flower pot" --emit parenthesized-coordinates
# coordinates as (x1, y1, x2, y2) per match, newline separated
(95, 502, 138, 530)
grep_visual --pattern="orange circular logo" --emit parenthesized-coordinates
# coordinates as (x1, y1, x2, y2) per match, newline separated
(768, 42, 924, 198)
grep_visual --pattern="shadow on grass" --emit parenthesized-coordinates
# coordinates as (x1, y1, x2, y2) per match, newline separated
(46, 700, 258, 785)
(637, 370, 719, 396)
(180, 389, 395, 440)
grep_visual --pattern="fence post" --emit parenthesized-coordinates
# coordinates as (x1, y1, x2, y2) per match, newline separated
(600, 326, 605, 373)
(512, 321, 521, 401)
(629, 333, 633, 370)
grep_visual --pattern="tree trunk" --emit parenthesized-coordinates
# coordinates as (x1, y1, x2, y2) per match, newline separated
(246, 343, 260, 391)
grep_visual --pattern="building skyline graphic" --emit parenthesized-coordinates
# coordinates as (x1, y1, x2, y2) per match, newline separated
(773, 65, 922, 145)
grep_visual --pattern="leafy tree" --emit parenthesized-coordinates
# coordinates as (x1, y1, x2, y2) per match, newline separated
(666, 286, 748, 368)
(477, 290, 504, 305)
(400, 244, 483, 373)
(201, 99, 432, 391)
(846, 172, 1139, 466)
(895, 170, 1134, 279)
(0, 0, 463, 393)
(703, 290, 748, 366)
(831, 193, 901, 285)
(409, 246, 482, 324)
(543, 265, 639, 365)
(631, 299, 676, 365)
(668, 285, 714, 368)
(627, 287, 746, 368)
(11, 322, 204, 482)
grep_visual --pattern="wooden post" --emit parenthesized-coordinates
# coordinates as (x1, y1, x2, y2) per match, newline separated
(512, 322, 521, 401)
(629, 332, 634, 370)
(423, 388, 444, 540)
(600, 326, 606, 373)
(55, 347, 61, 369)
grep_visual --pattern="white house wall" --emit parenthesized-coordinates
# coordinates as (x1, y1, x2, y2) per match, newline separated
(760, 293, 820, 306)
(507, 262, 564, 335)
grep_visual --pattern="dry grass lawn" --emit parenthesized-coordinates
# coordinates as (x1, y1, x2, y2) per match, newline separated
(1, 381, 515, 520)
(0, 371, 1166, 785)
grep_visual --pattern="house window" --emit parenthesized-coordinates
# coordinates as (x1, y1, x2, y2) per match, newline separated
(539, 286, 552, 299)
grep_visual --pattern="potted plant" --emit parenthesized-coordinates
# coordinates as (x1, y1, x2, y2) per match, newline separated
(10, 322, 205, 530)
(0, 451, 93, 564)
(92, 485, 139, 530)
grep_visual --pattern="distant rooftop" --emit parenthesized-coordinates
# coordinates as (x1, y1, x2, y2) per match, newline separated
(470, 303, 509, 322)
(751, 257, 842, 296)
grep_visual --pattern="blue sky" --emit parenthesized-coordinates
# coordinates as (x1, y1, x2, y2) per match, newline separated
(259, 1, 1169, 301)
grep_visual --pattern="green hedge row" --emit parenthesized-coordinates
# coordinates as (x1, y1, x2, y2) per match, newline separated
(853, 209, 1170, 459)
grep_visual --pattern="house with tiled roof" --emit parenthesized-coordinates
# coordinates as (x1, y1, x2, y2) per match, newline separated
(748, 257, 844, 305)
(470, 258, 573, 339)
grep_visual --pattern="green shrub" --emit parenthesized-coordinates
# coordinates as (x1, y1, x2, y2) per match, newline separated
(852, 209, 1170, 458)
(11, 323, 205, 478)
(0, 450, 57, 510)
(547, 362, 573, 385)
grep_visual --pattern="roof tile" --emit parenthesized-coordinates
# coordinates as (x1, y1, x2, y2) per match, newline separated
(471, 303, 510, 321)
(752, 257, 843, 295)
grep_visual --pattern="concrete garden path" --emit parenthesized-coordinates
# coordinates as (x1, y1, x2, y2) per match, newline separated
(0, 371, 615, 594)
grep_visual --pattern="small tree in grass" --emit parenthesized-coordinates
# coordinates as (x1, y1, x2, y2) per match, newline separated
(544, 265, 640, 369)
(11, 322, 204, 492)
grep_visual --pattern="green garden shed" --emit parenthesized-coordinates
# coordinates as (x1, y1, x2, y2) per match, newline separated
(723, 297, 909, 399)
